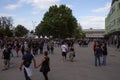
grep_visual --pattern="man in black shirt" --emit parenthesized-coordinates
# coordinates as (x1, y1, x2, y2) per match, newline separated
(1, 44, 11, 70)
(19, 48, 37, 80)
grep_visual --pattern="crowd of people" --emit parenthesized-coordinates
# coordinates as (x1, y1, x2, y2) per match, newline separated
(0, 38, 53, 80)
(0, 37, 110, 80)
(0, 38, 75, 80)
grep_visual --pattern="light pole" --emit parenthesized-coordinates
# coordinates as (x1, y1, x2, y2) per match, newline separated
(12, 26, 15, 37)
(32, 21, 36, 33)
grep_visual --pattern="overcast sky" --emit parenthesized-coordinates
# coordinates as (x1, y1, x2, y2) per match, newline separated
(0, 0, 112, 31)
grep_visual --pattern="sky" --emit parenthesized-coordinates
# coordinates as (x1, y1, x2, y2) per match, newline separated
(0, 0, 112, 31)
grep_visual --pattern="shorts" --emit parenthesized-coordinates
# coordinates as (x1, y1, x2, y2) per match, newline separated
(62, 52, 66, 57)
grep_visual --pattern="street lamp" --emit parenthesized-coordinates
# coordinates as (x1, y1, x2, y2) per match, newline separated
(32, 21, 36, 33)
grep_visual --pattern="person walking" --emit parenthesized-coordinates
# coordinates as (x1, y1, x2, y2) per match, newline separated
(36, 51, 50, 80)
(19, 48, 37, 80)
(1, 44, 11, 70)
(69, 44, 75, 62)
(116, 41, 120, 51)
(61, 41, 68, 62)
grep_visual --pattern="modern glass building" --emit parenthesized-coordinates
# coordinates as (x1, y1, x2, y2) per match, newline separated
(105, 0, 120, 45)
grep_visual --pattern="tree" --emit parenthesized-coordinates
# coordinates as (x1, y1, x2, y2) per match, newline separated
(4, 27, 13, 37)
(0, 16, 13, 37)
(36, 5, 79, 39)
(73, 23, 84, 39)
(0, 27, 13, 37)
(15, 25, 29, 37)
(0, 27, 4, 37)
(0, 16, 13, 29)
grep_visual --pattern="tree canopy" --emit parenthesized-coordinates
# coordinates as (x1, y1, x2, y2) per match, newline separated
(0, 16, 13, 37)
(36, 5, 81, 39)
(14, 25, 29, 37)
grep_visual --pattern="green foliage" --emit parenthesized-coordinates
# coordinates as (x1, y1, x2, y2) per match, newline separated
(0, 28, 4, 37)
(15, 25, 29, 37)
(4, 27, 13, 37)
(0, 16, 13, 37)
(0, 27, 13, 37)
(36, 4, 80, 39)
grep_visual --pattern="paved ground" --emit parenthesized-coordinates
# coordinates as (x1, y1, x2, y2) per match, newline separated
(0, 42, 120, 80)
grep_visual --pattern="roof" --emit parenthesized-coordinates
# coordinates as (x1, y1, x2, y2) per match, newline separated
(83, 29, 105, 32)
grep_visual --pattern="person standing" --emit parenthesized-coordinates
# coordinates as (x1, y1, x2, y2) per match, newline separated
(61, 41, 68, 62)
(101, 43, 108, 66)
(21, 42, 25, 56)
(50, 42, 54, 54)
(15, 41, 20, 57)
(69, 44, 75, 62)
(39, 40, 44, 54)
(36, 51, 50, 80)
(94, 45, 102, 67)
(93, 41, 97, 54)
(116, 41, 120, 51)
(19, 48, 37, 80)
(32, 41, 38, 55)
(47, 42, 50, 54)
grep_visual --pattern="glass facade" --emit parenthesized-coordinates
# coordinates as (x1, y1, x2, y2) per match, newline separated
(105, 0, 120, 45)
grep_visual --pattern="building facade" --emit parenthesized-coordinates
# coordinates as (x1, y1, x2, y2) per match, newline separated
(83, 29, 105, 39)
(105, 0, 120, 45)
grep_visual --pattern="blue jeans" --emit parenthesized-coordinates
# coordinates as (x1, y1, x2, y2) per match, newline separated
(102, 55, 107, 65)
(95, 56, 101, 66)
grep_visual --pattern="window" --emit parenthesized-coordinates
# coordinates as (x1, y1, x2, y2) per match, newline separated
(109, 6, 115, 15)
(119, 3, 120, 9)
(117, 17, 120, 25)
(111, 20, 115, 27)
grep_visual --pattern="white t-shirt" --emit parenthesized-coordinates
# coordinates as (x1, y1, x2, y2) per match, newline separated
(61, 44, 67, 52)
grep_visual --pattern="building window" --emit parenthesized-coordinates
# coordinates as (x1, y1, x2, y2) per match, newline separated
(119, 3, 120, 9)
(117, 17, 120, 25)
(111, 20, 115, 27)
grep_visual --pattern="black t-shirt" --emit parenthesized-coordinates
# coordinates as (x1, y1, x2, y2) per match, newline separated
(22, 53, 33, 67)
(3, 48, 10, 60)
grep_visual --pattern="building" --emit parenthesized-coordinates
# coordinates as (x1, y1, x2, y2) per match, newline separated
(25, 32, 38, 38)
(105, 0, 120, 45)
(83, 29, 105, 39)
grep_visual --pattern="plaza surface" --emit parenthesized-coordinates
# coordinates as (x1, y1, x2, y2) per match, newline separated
(0, 42, 120, 80)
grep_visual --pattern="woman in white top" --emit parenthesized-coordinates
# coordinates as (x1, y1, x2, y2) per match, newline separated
(61, 41, 68, 62)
